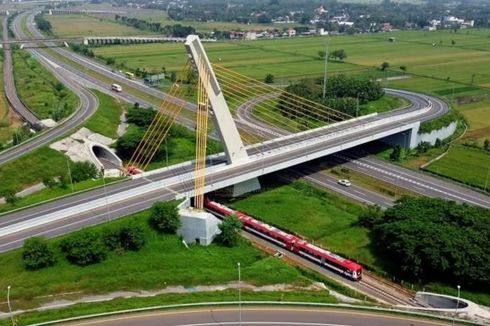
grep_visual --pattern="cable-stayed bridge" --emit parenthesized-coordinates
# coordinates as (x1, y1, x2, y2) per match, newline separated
(0, 35, 463, 252)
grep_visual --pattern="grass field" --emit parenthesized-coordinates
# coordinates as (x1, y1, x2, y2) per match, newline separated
(229, 180, 378, 268)
(84, 90, 127, 138)
(0, 209, 333, 310)
(13, 50, 78, 121)
(424, 145, 490, 191)
(0, 147, 70, 193)
(47, 15, 151, 37)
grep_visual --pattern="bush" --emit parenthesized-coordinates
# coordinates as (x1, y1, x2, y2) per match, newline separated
(264, 73, 274, 84)
(149, 201, 181, 234)
(70, 161, 99, 183)
(60, 232, 107, 266)
(357, 205, 384, 228)
(1, 189, 19, 205)
(215, 215, 242, 247)
(22, 237, 56, 270)
(103, 224, 146, 251)
(119, 225, 145, 251)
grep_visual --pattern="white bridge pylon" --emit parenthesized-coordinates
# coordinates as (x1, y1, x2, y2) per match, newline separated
(185, 35, 249, 165)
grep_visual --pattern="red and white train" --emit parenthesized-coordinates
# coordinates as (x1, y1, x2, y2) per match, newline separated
(204, 199, 363, 281)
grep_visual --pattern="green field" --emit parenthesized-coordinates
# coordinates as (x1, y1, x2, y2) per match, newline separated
(84, 90, 127, 138)
(0, 147, 69, 194)
(13, 50, 79, 121)
(424, 145, 490, 191)
(47, 15, 151, 37)
(0, 209, 333, 311)
(229, 180, 378, 268)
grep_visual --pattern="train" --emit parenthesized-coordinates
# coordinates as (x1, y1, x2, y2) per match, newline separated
(204, 198, 363, 281)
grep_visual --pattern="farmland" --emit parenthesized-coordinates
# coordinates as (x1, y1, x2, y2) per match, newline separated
(46, 15, 152, 37)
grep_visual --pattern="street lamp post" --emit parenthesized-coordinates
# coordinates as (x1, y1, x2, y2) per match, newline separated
(101, 168, 111, 221)
(322, 39, 328, 99)
(7, 285, 14, 326)
(237, 262, 242, 326)
(452, 285, 461, 325)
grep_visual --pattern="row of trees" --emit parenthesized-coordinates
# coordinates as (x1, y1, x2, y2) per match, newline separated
(277, 75, 384, 120)
(34, 15, 52, 33)
(359, 197, 490, 290)
(114, 15, 196, 37)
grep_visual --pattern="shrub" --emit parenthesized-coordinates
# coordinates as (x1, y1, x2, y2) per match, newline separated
(60, 232, 107, 266)
(1, 189, 19, 205)
(119, 225, 145, 251)
(22, 237, 56, 270)
(70, 161, 99, 183)
(149, 201, 181, 234)
(215, 215, 242, 247)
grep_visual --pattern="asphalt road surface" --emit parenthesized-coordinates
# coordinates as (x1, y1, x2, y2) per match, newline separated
(2, 18, 41, 128)
(0, 12, 98, 166)
(60, 307, 461, 326)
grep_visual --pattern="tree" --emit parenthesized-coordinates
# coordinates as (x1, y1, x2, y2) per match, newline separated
(399, 65, 407, 73)
(318, 50, 326, 59)
(42, 176, 57, 188)
(264, 73, 274, 84)
(329, 49, 347, 61)
(149, 201, 181, 234)
(1, 189, 19, 205)
(357, 205, 384, 228)
(380, 61, 390, 71)
(60, 232, 107, 266)
(371, 197, 490, 289)
(22, 237, 56, 270)
(170, 72, 177, 82)
(389, 144, 402, 161)
(484, 138, 490, 151)
(215, 215, 242, 247)
(70, 161, 99, 183)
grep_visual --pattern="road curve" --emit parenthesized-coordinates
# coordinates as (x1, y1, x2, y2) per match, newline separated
(0, 12, 98, 165)
(60, 307, 460, 326)
(2, 18, 42, 129)
(235, 90, 490, 208)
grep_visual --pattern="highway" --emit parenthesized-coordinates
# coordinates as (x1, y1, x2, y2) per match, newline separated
(235, 91, 490, 208)
(0, 12, 98, 166)
(0, 86, 456, 252)
(59, 307, 462, 326)
(2, 18, 42, 129)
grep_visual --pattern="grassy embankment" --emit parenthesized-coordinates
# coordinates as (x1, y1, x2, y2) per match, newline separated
(0, 208, 344, 315)
(0, 17, 21, 143)
(13, 50, 79, 121)
(0, 91, 126, 212)
(229, 178, 490, 306)
(84, 89, 127, 139)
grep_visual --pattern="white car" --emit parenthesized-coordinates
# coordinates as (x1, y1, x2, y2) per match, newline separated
(338, 179, 352, 187)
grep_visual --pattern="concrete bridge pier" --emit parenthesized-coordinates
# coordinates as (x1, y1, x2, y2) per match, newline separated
(380, 122, 420, 149)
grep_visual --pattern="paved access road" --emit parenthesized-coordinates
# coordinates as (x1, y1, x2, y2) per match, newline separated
(2, 18, 41, 129)
(61, 307, 461, 326)
(0, 12, 98, 166)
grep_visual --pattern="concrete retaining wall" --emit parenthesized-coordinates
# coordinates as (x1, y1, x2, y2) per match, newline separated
(416, 121, 457, 145)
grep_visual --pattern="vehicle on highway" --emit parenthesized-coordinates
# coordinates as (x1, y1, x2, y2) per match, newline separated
(111, 83, 123, 92)
(124, 71, 135, 79)
(205, 199, 363, 281)
(338, 179, 352, 187)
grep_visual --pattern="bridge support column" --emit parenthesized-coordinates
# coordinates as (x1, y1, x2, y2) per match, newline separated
(232, 178, 261, 197)
(380, 122, 421, 149)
